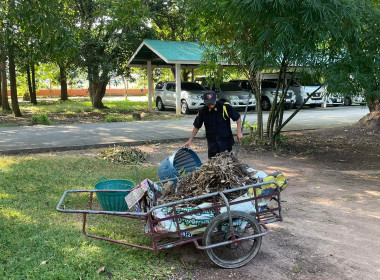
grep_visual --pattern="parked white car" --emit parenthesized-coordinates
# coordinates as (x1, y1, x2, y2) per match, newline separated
(324, 93, 344, 106)
(229, 79, 296, 110)
(344, 94, 366, 106)
(261, 73, 326, 108)
(215, 82, 256, 110)
(154, 81, 205, 114)
(288, 80, 326, 108)
(260, 80, 296, 110)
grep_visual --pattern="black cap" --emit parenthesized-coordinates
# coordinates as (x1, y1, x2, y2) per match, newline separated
(203, 90, 216, 104)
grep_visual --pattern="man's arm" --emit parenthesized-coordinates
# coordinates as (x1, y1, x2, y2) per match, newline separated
(236, 117, 243, 142)
(184, 126, 200, 148)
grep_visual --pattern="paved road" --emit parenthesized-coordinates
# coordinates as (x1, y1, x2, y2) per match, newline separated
(0, 105, 369, 154)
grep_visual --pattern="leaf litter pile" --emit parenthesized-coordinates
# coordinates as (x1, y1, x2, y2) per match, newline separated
(99, 146, 146, 164)
(157, 151, 257, 206)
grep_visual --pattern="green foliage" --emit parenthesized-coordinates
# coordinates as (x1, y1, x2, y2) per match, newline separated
(75, 0, 153, 105)
(149, 0, 197, 42)
(105, 114, 133, 123)
(323, 1, 380, 109)
(31, 113, 52, 125)
(188, 0, 379, 144)
(244, 121, 258, 134)
(23, 99, 144, 115)
(275, 134, 288, 142)
(0, 155, 183, 279)
(241, 122, 258, 145)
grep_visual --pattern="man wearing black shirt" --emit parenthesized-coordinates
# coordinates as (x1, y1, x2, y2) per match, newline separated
(184, 90, 243, 158)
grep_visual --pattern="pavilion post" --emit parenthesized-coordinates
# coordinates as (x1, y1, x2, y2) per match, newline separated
(175, 63, 181, 115)
(147, 60, 153, 111)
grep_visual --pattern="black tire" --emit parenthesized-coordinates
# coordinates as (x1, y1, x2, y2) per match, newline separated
(156, 97, 165, 111)
(261, 97, 271, 111)
(203, 211, 262, 268)
(181, 100, 190, 114)
(344, 97, 352, 106)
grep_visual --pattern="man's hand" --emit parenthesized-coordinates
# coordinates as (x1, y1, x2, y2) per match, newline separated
(184, 126, 199, 148)
(237, 132, 244, 143)
(184, 140, 192, 148)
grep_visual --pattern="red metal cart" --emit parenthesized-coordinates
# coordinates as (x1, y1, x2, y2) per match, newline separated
(56, 179, 283, 268)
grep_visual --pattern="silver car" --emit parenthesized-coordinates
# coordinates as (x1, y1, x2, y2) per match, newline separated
(154, 81, 205, 114)
(229, 79, 296, 110)
(215, 82, 256, 109)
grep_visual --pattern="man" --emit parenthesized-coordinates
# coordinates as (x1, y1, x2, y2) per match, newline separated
(184, 90, 243, 158)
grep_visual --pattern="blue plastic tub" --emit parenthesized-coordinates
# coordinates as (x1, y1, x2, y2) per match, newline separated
(158, 148, 202, 183)
(94, 177, 135, 211)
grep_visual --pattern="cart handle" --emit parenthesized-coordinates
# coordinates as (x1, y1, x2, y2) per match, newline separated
(56, 189, 146, 217)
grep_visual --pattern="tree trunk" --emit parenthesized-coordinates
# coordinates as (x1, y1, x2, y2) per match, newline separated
(26, 64, 33, 99)
(182, 70, 190, 81)
(248, 72, 263, 140)
(88, 66, 108, 108)
(90, 81, 107, 108)
(0, 73, 2, 107)
(368, 98, 380, 113)
(31, 63, 37, 104)
(1, 57, 10, 111)
(8, 48, 22, 117)
(0, 28, 10, 111)
(0, 72, 2, 107)
(59, 63, 68, 101)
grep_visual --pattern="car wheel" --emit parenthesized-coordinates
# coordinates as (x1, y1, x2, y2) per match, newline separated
(344, 97, 352, 106)
(261, 98, 271, 111)
(181, 100, 190, 114)
(156, 98, 165, 111)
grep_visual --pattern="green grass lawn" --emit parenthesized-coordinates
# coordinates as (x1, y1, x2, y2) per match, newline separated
(0, 154, 183, 279)
(0, 98, 184, 127)
(23, 99, 149, 114)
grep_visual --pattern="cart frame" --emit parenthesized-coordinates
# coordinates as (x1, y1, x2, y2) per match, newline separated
(57, 180, 282, 254)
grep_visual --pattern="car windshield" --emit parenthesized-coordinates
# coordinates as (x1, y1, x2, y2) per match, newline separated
(181, 82, 205, 91)
(261, 80, 277, 88)
(219, 83, 242, 91)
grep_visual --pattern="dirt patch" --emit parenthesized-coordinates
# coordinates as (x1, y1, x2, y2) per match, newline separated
(38, 125, 380, 280)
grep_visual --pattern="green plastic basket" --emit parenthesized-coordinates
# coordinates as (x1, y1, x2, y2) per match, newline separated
(94, 177, 135, 211)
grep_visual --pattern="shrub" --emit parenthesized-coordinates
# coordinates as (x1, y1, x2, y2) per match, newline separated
(31, 113, 52, 125)
(105, 114, 133, 122)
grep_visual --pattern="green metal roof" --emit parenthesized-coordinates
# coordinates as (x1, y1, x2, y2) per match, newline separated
(126, 40, 207, 68)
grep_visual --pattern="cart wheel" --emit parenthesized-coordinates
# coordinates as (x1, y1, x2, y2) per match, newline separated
(203, 211, 262, 268)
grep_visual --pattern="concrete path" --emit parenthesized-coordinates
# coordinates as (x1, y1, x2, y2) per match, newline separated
(0, 106, 369, 154)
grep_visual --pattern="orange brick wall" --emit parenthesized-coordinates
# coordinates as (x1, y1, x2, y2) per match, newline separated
(7, 88, 149, 97)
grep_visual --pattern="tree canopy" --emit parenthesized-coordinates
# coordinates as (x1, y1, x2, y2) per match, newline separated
(0, 0, 379, 128)
(188, 0, 380, 143)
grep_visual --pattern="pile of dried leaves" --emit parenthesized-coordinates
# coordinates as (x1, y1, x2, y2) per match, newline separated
(99, 146, 146, 164)
(157, 151, 257, 206)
